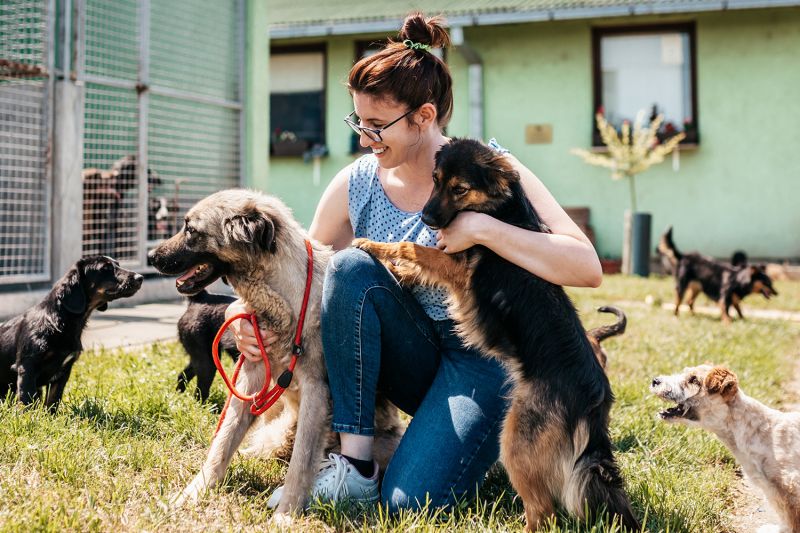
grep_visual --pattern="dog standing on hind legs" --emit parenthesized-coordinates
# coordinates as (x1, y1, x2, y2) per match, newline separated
(354, 138, 638, 531)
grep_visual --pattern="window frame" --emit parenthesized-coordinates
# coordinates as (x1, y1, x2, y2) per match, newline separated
(591, 22, 699, 146)
(269, 43, 328, 156)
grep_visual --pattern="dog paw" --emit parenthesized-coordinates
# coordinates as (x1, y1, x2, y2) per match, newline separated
(351, 238, 372, 251)
(269, 511, 295, 530)
(170, 482, 203, 508)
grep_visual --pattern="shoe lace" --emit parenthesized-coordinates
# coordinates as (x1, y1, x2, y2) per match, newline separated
(315, 453, 351, 500)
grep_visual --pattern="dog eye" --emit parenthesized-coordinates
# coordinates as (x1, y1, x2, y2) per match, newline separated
(452, 185, 469, 196)
(688, 376, 699, 385)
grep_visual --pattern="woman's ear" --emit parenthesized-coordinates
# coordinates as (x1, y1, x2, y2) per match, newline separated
(415, 103, 438, 129)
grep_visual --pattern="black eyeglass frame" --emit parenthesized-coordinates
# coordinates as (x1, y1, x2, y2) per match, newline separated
(344, 108, 417, 143)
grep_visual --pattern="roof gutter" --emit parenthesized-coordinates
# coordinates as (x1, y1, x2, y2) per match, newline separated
(450, 26, 483, 141)
(268, 0, 800, 39)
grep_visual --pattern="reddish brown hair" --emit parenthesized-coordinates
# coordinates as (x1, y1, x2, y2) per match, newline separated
(348, 12, 453, 127)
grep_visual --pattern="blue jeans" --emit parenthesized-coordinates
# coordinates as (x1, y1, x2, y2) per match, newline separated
(321, 247, 511, 513)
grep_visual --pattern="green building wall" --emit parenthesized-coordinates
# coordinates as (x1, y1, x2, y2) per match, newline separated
(264, 7, 800, 259)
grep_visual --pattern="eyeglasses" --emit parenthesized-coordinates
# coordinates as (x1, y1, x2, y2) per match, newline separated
(344, 108, 417, 143)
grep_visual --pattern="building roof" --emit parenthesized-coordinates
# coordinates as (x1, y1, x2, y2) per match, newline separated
(268, 0, 800, 38)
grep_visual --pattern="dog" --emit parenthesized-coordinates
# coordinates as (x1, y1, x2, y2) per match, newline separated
(651, 364, 800, 532)
(587, 306, 627, 370)
(0, 256, 143, 410)
(83, 155, 163, 255)
(657, 226, 777, 323)
(353, 138, 638, 531)
(176, 290, 240, 402)
(148, 189, 403, 516)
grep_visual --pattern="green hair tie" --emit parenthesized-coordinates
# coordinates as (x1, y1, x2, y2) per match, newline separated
(403, 39, 431, 52)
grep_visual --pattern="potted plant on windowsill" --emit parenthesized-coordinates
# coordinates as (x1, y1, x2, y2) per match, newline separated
(572, 110, 685, 276)
(272, 130, 308, 157)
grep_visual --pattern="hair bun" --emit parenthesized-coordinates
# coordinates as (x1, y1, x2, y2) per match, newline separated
(398, 12, 450, 49)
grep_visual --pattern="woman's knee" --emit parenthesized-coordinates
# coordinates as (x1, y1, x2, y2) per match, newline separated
(323, 248, 386, 300)
(380, 483, 429, 515)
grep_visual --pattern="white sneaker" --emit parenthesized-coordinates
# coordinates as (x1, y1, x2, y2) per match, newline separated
(266, 453, 379, 509)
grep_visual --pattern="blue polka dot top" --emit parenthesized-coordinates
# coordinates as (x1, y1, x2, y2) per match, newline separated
(347, 138, 509, 321)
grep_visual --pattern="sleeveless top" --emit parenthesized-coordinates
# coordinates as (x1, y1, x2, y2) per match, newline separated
(348, 138, 509, 321)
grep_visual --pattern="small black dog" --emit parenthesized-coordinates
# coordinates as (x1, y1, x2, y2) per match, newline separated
(658, 226, 778, 323)
(0, 256, 143, 409)
(177, 289, 239, 401)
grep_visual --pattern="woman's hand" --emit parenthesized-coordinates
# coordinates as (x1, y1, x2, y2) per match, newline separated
(225, 298, 280, 362)
(435, 211, 489, 254)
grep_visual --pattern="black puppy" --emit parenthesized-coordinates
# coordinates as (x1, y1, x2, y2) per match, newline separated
(0, 256, 143, 410)
(355, 138, 637, 530)
(177, 289, 240, 401)
(658, 226, 778, 323)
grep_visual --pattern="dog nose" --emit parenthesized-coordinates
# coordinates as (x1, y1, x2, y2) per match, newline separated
(651, 378, 661, 387)
(134, 273, 144, 282)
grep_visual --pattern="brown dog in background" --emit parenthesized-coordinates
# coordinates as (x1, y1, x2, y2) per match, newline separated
(657, 226, 777, 323)
(355, 139, 638, 531)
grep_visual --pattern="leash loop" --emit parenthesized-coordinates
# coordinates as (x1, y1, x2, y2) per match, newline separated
(212, 239, 314, 435)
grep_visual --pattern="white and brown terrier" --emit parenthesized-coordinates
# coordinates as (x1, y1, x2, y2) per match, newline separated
(651, 364, 800, 533)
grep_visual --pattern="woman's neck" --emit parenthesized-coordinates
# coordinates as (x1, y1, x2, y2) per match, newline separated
(389, 132, 449, 185)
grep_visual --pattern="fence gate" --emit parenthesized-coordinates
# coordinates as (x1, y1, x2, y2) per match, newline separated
(0, 0, 53, 284)
(79, 0, 244, 268)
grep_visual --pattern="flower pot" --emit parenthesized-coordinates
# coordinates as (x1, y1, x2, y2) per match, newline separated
(272, 139, 308, 157)
(600, 258, 622, 275)
(630, 212, 652, 277)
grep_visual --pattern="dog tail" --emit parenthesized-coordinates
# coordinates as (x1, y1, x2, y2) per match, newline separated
(565, 422, 640, 531)
(657, 226, 681, 266)
(587, 306, 626, 344)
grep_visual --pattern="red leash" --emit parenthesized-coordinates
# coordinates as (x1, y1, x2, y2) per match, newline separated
(212, 239, 314, 436)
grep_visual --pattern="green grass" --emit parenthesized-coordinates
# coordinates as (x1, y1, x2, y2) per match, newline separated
(1, 277, 798, 532)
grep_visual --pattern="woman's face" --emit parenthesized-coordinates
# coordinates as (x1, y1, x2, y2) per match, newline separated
(351, 92, 421, 169)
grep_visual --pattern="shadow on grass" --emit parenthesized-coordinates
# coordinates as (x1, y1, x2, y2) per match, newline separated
(66, 397, 173, 438)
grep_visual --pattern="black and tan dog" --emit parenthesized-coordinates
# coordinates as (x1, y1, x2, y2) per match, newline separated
(658, 226, 777, 323)
(354, 139, 638, 531)
(0, 256, 142, 410)
(148, 189, 403, 517)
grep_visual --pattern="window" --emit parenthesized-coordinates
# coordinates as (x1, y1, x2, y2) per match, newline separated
(592, 24, 698, 145)
(270, 45, 326, 156)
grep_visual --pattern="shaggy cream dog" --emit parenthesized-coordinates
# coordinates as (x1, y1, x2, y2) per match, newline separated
(651, 364, 800, 533)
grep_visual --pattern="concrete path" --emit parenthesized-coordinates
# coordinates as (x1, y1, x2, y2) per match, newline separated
(83, 301, 185, 349)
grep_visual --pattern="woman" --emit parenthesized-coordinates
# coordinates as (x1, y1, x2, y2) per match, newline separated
(228, 12, 602, 513)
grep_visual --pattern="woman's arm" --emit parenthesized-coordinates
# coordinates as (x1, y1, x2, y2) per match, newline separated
(308, 164, 355, 250)
(435, 154, 603, 288)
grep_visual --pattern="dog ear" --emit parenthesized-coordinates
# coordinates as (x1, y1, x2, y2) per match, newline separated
(224, 211, 277, 252)
(488, 154, 521, 187)
(704, 366, 738, 400)
(59, 264, 87, 314)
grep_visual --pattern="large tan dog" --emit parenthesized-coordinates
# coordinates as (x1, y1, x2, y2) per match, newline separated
(651, 364, 800, 533)
(148, 189, 402, 515)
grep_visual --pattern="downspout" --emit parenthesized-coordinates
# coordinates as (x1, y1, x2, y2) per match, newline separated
(450, 26, 483, 141)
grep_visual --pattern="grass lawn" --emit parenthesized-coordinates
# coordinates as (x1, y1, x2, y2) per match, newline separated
(1, 276, 798, 532)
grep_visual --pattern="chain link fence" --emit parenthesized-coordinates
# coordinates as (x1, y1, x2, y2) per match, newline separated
(0, 0, 53, 283)
(0, 0, 243, 285)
